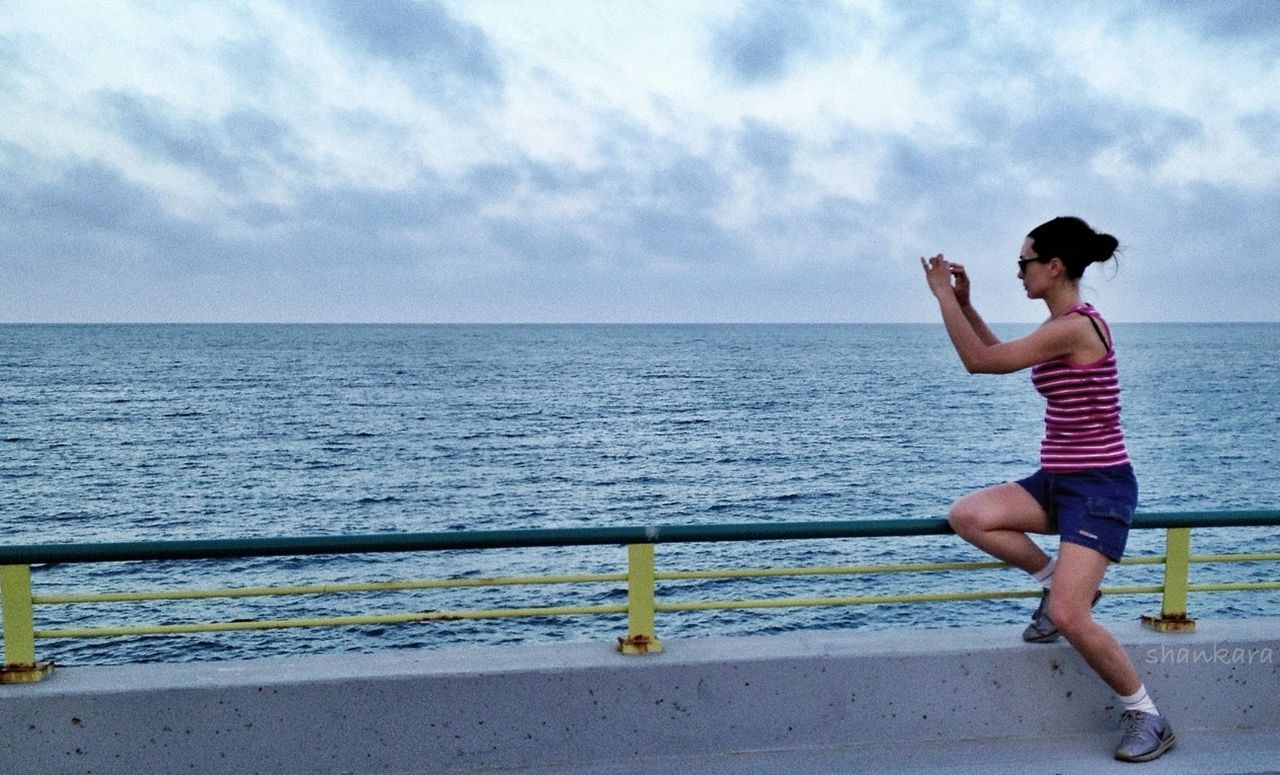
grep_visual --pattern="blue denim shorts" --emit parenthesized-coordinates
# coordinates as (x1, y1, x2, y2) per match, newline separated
(1014, 464, 1138, 561)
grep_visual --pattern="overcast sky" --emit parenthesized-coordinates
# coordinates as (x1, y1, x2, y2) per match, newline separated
(3, 1, 1278, 324)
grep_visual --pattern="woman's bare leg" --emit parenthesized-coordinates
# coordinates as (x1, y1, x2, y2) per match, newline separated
(947, 482, 1053, 574)
(950, 485, 1143, 694)
(1047, 541, 1143, 695)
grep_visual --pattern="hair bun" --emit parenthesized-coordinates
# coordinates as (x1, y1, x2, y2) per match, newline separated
(1093, 233, 1119, 263)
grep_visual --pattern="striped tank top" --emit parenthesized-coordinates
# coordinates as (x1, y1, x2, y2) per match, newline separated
(1030, 304, 1130, 472)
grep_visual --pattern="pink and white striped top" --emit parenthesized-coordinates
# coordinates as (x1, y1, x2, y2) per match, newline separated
(1031, 304, 1130, 472)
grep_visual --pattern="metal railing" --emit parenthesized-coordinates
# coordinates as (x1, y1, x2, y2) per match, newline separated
(3, 511, 1279, 683)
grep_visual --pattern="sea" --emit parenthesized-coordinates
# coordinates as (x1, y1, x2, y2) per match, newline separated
(2, 323, 1278, 665)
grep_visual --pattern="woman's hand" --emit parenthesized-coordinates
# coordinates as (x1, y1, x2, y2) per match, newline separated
(950, 262, 971, 308)
(920, 254, 972, 308)
(921, 254, 954, 297)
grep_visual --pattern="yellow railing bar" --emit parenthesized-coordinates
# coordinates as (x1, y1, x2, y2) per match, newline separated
(657, 555, 1177, 582)
(656, 560, 1008, 580)
(1185, 552, 1280, 563)
(36, 603, 629, 639)
(1167, 529, 1192, 615)
(1141, 528, 1195, 631)
(654, 584, 1167, 613)
(619, 543, 662, 654)
(32, 571, 626, 605)
(1185, 581, 1280, 593)
(1, 565, 36, 664)
(1, 565, 54, 683)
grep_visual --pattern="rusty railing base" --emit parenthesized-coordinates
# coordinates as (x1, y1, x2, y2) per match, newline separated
(1140, 613, 1197, 632)
(617, 634, 664, 655)
(0, 660, 55, 684)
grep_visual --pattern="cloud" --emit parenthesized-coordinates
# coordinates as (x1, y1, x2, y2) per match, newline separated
(314, 0, 503, 101)
(648, 155, 726, 214)
(710, 0, 842, 84)
(1165, 0, 1280, 46)
(485, 216, 594, 265)
(888, 0, 974, 49)
(14, 161, 170, 236)
(1116, 112, 1205, 172)
(0, 35, 22, 90)
(100, 91, 246, 191)
(737, 118, 797, 184)
(1237, 112, 1280, 155)
(217, 31, 285, 93)
(298, 176, 466, 234)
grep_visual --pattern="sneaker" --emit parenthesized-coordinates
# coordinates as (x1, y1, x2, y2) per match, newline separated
(1021, 588, 1102, 643)
(1114, 710, 1176, 762)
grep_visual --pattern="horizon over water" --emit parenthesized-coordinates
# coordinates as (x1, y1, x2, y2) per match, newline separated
(2, 323, 1277, 665)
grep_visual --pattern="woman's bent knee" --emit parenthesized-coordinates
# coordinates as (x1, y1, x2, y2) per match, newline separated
(947, 490, 1003, 534)
(948, 484, 1048, 537)
(947, 498, 981, 535)
(1048, 598, 1094, 637)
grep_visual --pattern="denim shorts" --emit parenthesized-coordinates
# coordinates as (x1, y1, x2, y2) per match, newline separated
(1014, 464, 1138, 561)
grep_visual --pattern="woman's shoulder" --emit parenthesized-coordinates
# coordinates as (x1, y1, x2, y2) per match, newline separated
(1031, 312, 1094, 349)
(1067, 302, 1107, 319)
(1034, 307, 1107, 354)
(1041, 306, 1101, 329)
(1062, 304, 1113, 359)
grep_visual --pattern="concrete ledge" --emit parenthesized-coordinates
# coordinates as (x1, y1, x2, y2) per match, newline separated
(2, 618, 1278, 773)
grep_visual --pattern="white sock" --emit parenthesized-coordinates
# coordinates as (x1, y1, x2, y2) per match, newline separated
(1121, 685, 1159, 716)
(1030, 555, 1057, 588)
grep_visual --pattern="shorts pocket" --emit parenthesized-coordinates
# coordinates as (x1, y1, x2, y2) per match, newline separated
(1087, 496, 1134, 526)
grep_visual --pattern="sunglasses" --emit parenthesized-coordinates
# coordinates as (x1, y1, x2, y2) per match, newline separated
(1017, 256, 1053, 272)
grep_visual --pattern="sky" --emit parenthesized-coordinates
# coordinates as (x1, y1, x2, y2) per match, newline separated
(2, 1, 1279, 324)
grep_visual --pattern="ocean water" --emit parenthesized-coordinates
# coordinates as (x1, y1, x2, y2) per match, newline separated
(2, 323, 1277, 665)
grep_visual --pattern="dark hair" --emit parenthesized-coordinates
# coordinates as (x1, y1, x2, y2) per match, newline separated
(1026, 216, 1119, 280)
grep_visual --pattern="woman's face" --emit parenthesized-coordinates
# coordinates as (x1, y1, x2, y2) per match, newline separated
(1018, 237, 1053, 298)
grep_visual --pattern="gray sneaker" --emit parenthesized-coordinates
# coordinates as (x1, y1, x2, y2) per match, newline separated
(1115, 710, 1176, 762)
(1021, 588, 1102, 643)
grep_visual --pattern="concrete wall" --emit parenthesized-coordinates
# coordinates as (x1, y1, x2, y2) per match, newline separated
(2, 618, 1277, 774)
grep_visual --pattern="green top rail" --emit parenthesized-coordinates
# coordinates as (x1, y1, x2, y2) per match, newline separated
(3, 511, 1278, 566)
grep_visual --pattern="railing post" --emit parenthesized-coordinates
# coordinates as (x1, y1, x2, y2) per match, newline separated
(1141, 528, 1196, 632)
(617, 543, 663, 654)
(2, 564, 55, 683)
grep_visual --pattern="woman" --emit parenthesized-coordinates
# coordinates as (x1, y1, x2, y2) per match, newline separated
(921, 216, 1175, 763)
